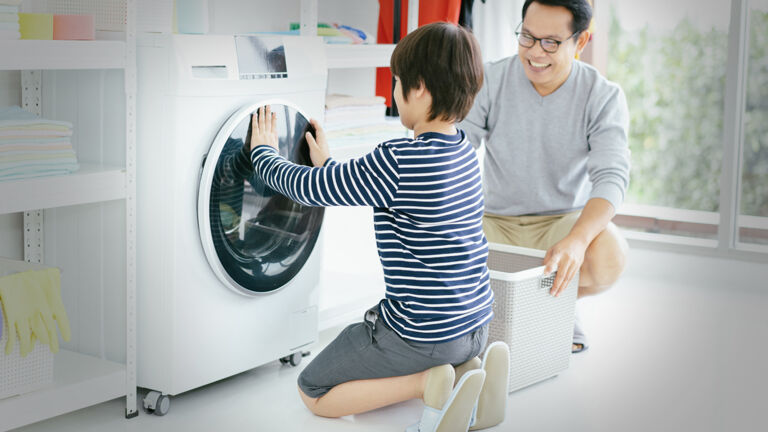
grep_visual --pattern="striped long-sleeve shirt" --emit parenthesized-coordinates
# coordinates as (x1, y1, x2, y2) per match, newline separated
(251, 130, 493, 342)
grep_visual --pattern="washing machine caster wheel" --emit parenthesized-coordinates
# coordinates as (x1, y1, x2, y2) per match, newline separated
(143, 391, 171, 416)
(280, 351, 311, 367)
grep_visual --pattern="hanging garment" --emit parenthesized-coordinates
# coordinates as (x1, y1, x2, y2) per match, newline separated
(458, 0, 486, 30)
(471, 0, 520, 63)
(375, 0, 461, 108)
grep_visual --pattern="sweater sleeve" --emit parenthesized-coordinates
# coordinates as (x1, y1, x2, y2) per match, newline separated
(586, 84, 631, 211)
(250, 144, 400, 208)
(458, 67, 492, 150)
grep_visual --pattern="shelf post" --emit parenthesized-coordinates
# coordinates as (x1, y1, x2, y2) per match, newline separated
(125, 0, 139, 419)
(21, 70, 44, 265)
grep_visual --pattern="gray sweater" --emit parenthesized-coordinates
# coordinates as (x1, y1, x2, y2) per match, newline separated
(459, 55, 630, 216)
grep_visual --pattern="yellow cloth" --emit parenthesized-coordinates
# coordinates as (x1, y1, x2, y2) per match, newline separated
(0, 267, 71, 356)
(18, 13, 53, 40)
(40, 268, 71, 347)
(0, 272, 53, 356)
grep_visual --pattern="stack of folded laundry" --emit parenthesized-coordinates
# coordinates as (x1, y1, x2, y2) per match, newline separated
(0, 106, 79, 182)
(288, 22, 374, 44)
(324, 94, 409, 152)
(0, 0, 21, 40)
(0, 264, 71, 357)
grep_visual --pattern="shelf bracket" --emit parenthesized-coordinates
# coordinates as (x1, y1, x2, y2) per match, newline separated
(22, 70, 44, 264)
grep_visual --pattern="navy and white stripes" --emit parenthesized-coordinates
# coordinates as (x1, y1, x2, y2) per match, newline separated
(251, 130, 493, 342)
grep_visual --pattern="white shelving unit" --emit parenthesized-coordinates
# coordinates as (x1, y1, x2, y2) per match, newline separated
(0, 40, 127, 70)
(0, 164, 127, 215)
(0, 1, 137, 430)
(301, 0, 417, 69)
(325, 43, 395, 68)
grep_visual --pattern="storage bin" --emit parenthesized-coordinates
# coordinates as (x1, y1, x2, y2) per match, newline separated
(0, 259, 55, 400)
(486, 243, 578, 392)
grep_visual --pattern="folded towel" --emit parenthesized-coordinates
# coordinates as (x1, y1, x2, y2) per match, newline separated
(0, 136, 71, 146)
(0, 130, 73, 138)
(0, 144, 72, 153)
(326, 94, 386, 109)
(0, 21, 19, 30)
(0, 12, 18, 23)
(0, 28, 19, 39)
(0, 106, 74, 136)
(0, 149, 77, 162)
(0, 1, 23, 6)
(0, 5, 18, 14)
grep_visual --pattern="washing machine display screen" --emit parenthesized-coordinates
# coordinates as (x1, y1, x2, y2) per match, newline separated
(235, 35, 288, 80)
(207, 105, 323, 293)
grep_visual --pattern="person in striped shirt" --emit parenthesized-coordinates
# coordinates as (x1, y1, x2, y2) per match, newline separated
(250, 23, 508, 431)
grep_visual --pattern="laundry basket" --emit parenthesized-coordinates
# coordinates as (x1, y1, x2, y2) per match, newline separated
(0, 259, 55, 400)
(486, 243, 578, 392)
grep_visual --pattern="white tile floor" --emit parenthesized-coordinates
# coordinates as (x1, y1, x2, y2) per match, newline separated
(12, 250, 768, 432)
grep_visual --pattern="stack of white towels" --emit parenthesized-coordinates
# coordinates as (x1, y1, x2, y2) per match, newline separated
(324, 94, 409, 151)
(0, 0, 21, 40)
(0, 106, 79, 182)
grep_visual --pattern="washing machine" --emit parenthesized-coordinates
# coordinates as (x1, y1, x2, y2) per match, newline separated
(135, 34, 327, 410)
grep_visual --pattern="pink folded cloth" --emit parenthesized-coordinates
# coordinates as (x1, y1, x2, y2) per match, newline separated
(53, 14, 94, 40)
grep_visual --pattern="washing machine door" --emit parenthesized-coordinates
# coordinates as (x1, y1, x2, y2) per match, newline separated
(198, 102, 324, 296)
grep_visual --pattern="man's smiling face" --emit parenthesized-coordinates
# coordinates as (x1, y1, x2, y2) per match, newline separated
(518, 2, 585, 95)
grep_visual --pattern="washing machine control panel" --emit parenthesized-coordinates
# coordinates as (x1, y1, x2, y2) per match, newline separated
(167, 34, 327, 93)
(234, 35, 289, 80)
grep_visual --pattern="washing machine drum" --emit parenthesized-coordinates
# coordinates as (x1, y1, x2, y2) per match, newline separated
(198, 103, 324, 295)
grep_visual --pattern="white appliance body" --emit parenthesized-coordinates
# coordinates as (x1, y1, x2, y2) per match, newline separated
(136, 34, 327, 395)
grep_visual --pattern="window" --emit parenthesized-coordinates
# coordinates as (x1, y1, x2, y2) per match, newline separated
(738, 0, 768, 247)
(598, 0, 731, 242)
(593, 0, 768, 254)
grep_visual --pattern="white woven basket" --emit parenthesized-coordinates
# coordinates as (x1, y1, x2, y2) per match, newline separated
(486, 243, 578, 392)
(0, 259, 55, 400)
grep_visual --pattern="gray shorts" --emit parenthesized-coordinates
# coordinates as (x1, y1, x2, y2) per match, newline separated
(298, 304, 489, 398)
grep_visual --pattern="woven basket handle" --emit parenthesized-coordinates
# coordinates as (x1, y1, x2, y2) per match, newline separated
(540, 272, 556, 290)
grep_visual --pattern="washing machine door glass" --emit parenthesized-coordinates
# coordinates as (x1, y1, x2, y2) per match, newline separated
(200, 104, 323, 295)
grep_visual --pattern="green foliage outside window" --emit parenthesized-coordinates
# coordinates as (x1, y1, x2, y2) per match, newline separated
(606, 9, 768, 216)
(606, 9, 727, 212)
(743, 10, 768, 217)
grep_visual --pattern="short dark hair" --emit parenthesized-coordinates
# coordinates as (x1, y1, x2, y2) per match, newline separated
(390, 22, 483, 122)
(522, 0, 593, 35)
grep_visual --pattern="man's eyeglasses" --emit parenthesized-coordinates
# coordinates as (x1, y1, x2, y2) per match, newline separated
(515, 23, 579, 54)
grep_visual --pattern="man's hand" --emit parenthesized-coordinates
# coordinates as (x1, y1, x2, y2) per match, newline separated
(305, 118, 330, 167)
(250, 105, 278, 152)
(543, 234, 588, 297)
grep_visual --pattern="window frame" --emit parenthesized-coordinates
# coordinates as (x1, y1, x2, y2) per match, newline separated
(590, 0, 768, 260)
